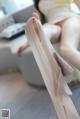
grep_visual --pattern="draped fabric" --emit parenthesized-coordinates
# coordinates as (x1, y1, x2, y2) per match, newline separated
(25, 17, 80, 119)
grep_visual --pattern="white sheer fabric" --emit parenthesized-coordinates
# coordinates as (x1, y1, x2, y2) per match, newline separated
(25, 18, 80, 119)
(39, 0, 75, 24)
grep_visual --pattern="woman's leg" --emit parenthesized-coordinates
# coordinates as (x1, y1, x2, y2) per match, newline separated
(17, 12, 61, 56)
(32, 12, 61, 43)
(42, 24, 61, 43)
(60, 16, 80, 70)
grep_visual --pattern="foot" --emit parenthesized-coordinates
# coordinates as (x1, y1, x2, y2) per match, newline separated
(32, 12, 40, 20)
(32, 12, 41, 26)
(32, 12, 41, 39)
(16, 43, 29, 56)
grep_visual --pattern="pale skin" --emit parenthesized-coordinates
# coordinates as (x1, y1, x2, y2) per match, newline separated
(17, 11, 80, 70)
(17, 12, 61, 55)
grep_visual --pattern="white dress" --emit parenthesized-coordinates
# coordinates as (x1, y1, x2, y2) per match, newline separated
(39, 0, 77, 24)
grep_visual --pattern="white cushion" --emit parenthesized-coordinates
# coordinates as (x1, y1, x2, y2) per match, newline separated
(0, 23, 25, 38)
(0, 15, 15, 32)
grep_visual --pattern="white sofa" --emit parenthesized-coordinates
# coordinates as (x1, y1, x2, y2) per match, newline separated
(0, 5, 45, 86)
(0, 4, 80, 86)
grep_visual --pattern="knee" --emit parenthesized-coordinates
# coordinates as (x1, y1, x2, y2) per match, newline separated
(60, 46, 70, 58)
(60, 46, 65, 57)
(53, 26, 61, 37)
(43, 24, 61, 40)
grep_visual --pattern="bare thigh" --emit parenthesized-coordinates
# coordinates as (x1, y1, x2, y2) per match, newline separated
(60, 16, 80, 69)
(42, 23, 61, 43)
(61, 16, 80, 47)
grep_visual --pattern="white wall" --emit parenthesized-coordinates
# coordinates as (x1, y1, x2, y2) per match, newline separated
(0, 0, 17, 14)
(0, 0, 33, 15)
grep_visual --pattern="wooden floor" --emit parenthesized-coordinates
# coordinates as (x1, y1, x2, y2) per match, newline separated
(0, 72, 80, 119)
